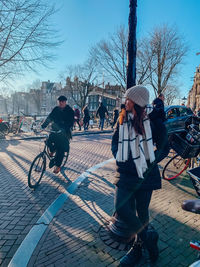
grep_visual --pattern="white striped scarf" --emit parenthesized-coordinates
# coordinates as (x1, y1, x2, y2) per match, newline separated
(116, 105, 155, 179)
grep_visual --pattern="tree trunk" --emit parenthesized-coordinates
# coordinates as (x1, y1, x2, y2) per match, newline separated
(126, 0, 137, 89)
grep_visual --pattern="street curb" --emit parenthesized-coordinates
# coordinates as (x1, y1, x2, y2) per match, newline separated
(8, 158, 114, 267)
(2, 129, 113, 141)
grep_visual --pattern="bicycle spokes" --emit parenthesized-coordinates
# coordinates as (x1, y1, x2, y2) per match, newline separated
(173, 157, 188, 169)
(162, 154, 190, 180)
(28, 153, 46, 188)
(34, 159, 43, 172)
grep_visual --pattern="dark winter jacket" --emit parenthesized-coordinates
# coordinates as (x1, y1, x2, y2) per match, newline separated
(111, 114, 169, 191)
(96, 104, 109, 119)
(152, 97, 166, 122)
(42, 105, 74, 139)
(83, 107, 90, 123)
(113, 109, 119, 123)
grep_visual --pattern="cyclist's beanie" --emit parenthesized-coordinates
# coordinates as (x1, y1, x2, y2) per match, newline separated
(124, 85, 149, 107)
(58, 95, 67, 101)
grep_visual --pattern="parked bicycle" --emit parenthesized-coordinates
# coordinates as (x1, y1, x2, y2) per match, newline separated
(162, 122, 200, 180)
(28, 130, 69, 189)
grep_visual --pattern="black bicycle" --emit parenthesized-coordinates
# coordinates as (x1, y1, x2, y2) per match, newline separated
(28, 130, 69, 189)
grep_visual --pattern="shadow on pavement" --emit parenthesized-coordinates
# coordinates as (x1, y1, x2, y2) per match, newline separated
(29, 162, 200, 267)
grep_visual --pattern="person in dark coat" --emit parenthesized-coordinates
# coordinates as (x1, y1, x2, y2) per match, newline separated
(96, 102, 109, 130)
(41, 95, 74, 174)
(73, 105, 81, 131)
(82, 105, 90, 130)
(112, 108, 119, 128)
(152, 93, 166, 122)
(111, 86, 169, 266)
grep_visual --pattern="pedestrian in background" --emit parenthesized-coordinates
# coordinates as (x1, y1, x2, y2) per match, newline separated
(73, 105, 81, 131)
(112, 108, 119, 129)
(96, 102, 109, 131)
(152, 93, 166, 122)
(111, 85, 169, 266)
(82, 105, 90, 131)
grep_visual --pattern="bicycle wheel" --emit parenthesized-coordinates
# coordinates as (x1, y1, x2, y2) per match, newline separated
(162, 154, 190, 180)
(28, 153, 46, 188)
(61, 151, 69, 168)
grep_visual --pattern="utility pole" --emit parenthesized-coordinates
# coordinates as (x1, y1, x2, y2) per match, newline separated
(108, 0, 138, 244)
(126, 0, 137, 89)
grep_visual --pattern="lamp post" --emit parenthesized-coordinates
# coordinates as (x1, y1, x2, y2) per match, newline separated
(126, 0, 137, 89)
(108, 0, 138, 244)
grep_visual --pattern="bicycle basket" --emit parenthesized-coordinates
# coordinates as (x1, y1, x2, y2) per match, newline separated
(187, 167, 200, 196)
(169, 131, 200, 159)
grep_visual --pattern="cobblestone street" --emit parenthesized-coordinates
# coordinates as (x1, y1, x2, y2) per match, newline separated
(0, 133, 199, 267)
(0, 133, 112, 266)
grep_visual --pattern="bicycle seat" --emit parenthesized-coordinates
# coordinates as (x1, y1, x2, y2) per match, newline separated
(182, 199, 200, 214)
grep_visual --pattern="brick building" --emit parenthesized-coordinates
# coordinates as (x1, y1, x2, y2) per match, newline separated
(188, 65, 200, 112)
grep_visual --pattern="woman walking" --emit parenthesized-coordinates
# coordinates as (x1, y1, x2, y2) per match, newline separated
(82, 105, 90, 130)
(111, 85, 169, 266)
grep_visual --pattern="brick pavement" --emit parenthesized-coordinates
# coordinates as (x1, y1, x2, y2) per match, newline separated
(0, 133, 112, 266)
(28, 158, 200, 267)
(3, 127, 112, 141)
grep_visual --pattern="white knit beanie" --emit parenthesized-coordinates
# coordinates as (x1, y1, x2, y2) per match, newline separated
(125, 85, 149, 107)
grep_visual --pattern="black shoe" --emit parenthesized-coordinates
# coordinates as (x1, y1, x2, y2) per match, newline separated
(120, 242, 142, 266)
(145, 231, 159, 263)
(49, 158, 55, 169)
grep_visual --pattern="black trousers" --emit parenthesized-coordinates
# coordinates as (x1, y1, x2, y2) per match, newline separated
(74, 119, 81, 130)
(114, 186, 152, 239)
(47, 132, 69, 167)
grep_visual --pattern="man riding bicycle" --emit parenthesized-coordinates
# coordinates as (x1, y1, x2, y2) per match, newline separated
(41, 95, 74, 174)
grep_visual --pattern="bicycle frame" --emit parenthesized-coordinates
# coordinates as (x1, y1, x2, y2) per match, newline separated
(39, 129, 69, 164)
(41, 140, 51, 161)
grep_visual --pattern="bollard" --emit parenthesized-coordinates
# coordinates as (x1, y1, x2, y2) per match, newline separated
(108, 213, 135, 244)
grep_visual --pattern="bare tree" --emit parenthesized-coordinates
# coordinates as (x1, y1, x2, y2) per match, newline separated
(137, 38, 155, 85)
(27, 79, 42, 114)
(163, 85, 180, 106)
(29, 89, 41, 114)
(0, 0, 61, 85)
(62, 58, 99, 109)
(90, 26, 127, 91)
(147, 25, 188, 96)
(90, 25, 157, 91)
(90, 25, 187, 99)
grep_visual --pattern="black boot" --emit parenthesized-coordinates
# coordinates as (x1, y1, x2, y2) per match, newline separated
(120, 241, 142, 266)
(144, 230, 159, 263)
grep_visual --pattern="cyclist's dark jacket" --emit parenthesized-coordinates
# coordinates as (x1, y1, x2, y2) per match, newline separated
(42, 105, 74, 139)
(111, 115, 169, 191)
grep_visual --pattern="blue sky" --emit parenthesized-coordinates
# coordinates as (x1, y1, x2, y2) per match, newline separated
(16, 0, 200, 100)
